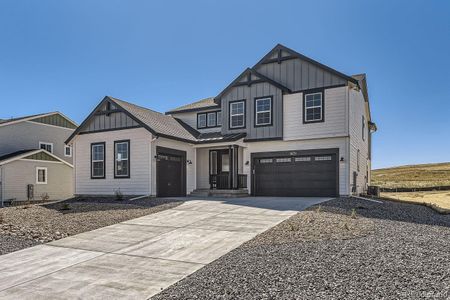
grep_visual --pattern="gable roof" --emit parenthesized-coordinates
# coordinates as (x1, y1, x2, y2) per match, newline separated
(214, 68, 291, 103)
(166, 97, 218, 114)
(66, 96, 200, 144)
(0, 149, 73, 167)
(0, 112, 78, 128)
(253, 44, 359, 85)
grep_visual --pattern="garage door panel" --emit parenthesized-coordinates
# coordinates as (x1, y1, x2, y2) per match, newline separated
(253, 151, 337, 197)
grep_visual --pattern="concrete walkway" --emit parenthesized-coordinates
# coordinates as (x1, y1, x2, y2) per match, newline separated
(0, 197, 330, 299)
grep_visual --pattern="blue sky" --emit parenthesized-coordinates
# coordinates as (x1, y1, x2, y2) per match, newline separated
(0, 0, 449, 169)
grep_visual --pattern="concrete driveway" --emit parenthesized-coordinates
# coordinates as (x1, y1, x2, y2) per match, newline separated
(0, 196, 331, 299)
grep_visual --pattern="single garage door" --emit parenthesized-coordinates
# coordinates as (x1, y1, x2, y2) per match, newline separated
(253, 151, 338, 197)
(156, 147, 186, 197)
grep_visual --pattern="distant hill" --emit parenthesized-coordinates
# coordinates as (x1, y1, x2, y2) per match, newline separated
(372, 162, 450, 188)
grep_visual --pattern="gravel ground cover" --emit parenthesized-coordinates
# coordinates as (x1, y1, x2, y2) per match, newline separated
(153, 197, 450, 300)
(0, 197, 182, 255)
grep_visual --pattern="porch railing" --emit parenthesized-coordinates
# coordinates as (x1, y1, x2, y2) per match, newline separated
(210, 174, 247, 189)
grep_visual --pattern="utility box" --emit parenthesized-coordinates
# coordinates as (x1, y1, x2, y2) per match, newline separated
(27, 184, 34, 201)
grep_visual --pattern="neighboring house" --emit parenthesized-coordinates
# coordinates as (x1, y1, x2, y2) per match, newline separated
(0, 112, 77, 203)
(66, 44, 376, 198)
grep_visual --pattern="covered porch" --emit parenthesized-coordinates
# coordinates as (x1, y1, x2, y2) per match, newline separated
(195, 144, 248, 193)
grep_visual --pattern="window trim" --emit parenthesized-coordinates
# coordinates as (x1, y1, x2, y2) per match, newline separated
(357, 149, 361, 172)
(114, 140, 130, 179)
(197, 113, 207, 129)
(64, 145, 72, 157)
(91, 142, 106, 179)
(229, 99, 246, 129)
(254, 96, 273, 127)
(39, 142, 54, 153)
(36, 167, 48, 184)
(197, 110, 221, 129)
(303, 89, 325, 124)
(362, 115, 366, 141)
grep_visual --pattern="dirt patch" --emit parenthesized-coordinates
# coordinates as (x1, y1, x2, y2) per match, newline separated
(381, 191, 450, 213)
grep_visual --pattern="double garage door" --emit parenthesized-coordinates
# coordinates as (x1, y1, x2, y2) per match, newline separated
(253, 150, 338, 197)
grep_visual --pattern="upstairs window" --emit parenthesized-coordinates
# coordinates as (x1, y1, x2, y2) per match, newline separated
(197, 114, 207, 128)
(91, 142, 105, 179)
(198, 111, 221, 129)
(64, 145, 72, 157)
(229, 101, 245, 129)
(362, 116, 366, 141)
(115, 140, 130, 178)
(304, 92, 323, 123)
(39, 142, 53, 153)
(255, 97, 272, 126)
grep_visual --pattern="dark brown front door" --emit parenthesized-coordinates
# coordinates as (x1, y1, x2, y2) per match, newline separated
(157, 147, 186, 197)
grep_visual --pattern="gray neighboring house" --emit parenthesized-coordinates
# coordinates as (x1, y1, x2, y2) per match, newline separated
(0, 112, 77, 203)
(66, 44, 377, 198)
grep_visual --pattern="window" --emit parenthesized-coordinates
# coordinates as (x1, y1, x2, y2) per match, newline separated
(115, 140, 130, 178)
(255, 97, 272, 126)
(315, 156, 332, 161)
(91, 142, 105, 179)
(64, 145, 72, 157)
(295, 157, 311, 162)
(207, 112, 216, 127)
(197, 111, 221, 129)
(216, 111, 222, 126)
(229, 101, 245, 128)
(357, 149, 360, 172)
(259, 158, 273, 164)
(197, 114, 207, 128)
(304, 92, 323, 123)
(362, 116, 366, 141)
(36, 167, 47, 184)
(276, 157, 291, 163)
(39, 142, 53, 153)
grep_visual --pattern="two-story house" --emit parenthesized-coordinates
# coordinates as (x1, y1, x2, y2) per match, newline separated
(0, 112, 77, 203)
(66, 44, 376, 198)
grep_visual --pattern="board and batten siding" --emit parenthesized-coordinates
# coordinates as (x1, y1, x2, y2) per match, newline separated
(151, 137, 196, 195)
(1, 160, 73, 201)
(283, 86, 348, 140)
(243, 137, 350, 196)
(171, 110, 221, 133)
(255, 57, 347, 92)
(349, 88, 370, 194)
(220, 82, 283, 140)
(0, 121, 75, 164)
(73, 128, 152, 195)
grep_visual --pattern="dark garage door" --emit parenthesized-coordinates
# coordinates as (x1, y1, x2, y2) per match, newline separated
(156, 147, 186, 197)
(253, 152, 338, 197)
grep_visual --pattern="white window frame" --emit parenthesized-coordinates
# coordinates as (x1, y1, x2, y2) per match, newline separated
(255, 97, 272, 126)
(207, 112, 217, 127)
(362, 116, 366, 141)
(197, 113, 207, 129)
(64, 145, 72, 157)
(229, 101, 245, 129)
(39, 142, 53, 153)
(216, 111, 222, 126)
(91, 143, 105, 178)
(304, 92, 323, 123)
(36, 167, 48, 184)
(115, 141, 130, 178)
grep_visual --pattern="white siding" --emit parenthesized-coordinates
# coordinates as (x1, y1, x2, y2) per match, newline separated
(283, 86, 348, 140)
(243, 137, 350, 196)
(73, 128, 152, 195)
(349, 89, 370, 194)
(171, 110, 221, 133)
(152, 137, 196, 195)
(1, 160, 73, 201)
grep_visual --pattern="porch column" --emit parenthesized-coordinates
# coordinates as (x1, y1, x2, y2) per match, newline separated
(228, 145, 232, 189)
(232, 145, 239, 189)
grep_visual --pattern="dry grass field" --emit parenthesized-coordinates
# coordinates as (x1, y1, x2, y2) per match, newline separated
(372, 162, 450, 188)
(373, 162, 450, 213)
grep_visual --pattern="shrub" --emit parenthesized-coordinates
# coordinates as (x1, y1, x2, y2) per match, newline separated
(351, 208, 357, 219)
(114, 189, 124, 201)
(61, 203, 71, 211)
(40, 193, 50, 201)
